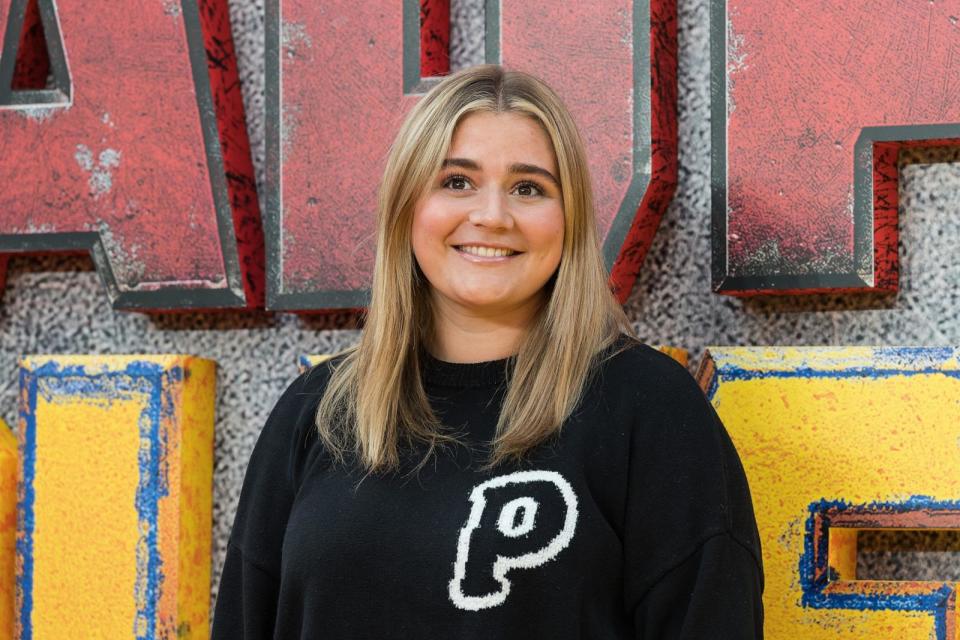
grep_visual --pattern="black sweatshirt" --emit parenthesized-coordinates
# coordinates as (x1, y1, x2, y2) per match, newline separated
(212, 337, 764, 639)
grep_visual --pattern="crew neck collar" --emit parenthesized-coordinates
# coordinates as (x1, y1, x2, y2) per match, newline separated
(420, 348, 514, 388)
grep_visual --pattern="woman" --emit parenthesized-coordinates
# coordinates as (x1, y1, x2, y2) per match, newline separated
(213, 65, 763, 639)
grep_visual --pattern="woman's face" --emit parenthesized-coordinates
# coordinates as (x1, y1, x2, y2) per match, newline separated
(411, 111, 565, 319)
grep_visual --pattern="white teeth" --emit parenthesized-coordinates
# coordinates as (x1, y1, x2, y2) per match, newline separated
(458, 245, 516, 257)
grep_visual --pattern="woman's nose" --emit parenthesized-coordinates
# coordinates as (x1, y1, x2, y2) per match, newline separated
(468, 188, 514, 229)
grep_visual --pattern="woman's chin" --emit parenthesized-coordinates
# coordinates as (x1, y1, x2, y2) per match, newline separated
(453, 294, 514, 311)
(442, 286, 519, 311)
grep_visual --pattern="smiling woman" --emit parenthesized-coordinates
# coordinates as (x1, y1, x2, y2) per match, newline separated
(213, 65, 764, 640)
(313, 65, 634, 472)
(411, 110, 566, 360)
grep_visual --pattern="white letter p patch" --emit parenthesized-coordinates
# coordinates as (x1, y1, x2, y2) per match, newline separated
(448, 470, 579, 611)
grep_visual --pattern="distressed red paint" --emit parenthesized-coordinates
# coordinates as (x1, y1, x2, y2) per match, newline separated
(419, 0, 449, 77)
(197, 0, 265, 308)
(607, 0, 677, 303)
(271, 0, 414, 308)
(714, 1, 960, 295)
(11, 0, 46, 88)
(0, 0, 263, 310)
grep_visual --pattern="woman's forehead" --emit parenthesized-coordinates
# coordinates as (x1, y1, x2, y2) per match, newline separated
(446, 111, 558, 173)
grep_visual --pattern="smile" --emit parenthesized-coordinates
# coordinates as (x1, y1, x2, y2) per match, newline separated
(454, 245, 520, 259)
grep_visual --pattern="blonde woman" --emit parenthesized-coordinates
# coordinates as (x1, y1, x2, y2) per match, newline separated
(213, 65, 763, 639)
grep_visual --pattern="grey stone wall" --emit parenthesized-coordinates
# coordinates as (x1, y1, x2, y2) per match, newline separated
(1, 0, 958, 614)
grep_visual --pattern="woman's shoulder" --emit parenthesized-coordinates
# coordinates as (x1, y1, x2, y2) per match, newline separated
(258, 352, 349, 442)
(297, 352, 346, 392)
(292, 350, 352, 396)
(592, 334, 716, 436)
(595, 334, 694, 389)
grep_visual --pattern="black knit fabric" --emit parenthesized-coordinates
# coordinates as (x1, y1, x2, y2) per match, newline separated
(419, 347, 513, 388)
(212, 336, 764, 639)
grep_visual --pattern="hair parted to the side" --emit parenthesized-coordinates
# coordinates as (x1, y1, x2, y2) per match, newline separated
(314, 64, 636, 474)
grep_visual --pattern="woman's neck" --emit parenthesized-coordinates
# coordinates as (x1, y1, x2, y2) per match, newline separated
(426, 293, 543, 363)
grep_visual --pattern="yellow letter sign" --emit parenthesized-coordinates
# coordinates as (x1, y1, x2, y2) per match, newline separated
(17, 355, 216, 639)
(699, 347, 960, 639)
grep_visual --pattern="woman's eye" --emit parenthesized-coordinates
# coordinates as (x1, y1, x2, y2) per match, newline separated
(443, 175, 471, 191)
(513, 181, 543, 197)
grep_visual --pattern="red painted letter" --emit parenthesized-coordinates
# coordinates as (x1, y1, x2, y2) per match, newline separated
(712, 0, 960, 295)
(0, 0, 263, 310)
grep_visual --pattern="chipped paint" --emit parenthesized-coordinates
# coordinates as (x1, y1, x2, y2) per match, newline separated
(724, 7, 746, 117)
(16, 221, 57, 234)
(713, 0, 960, 294)
(0, 0, 263, 310)
(16, 355, 215, 640)
(73, 144, 94, 172)
(800, 497, 960, 639)
(94, 220, 146, 287)
(162, 0, 181, 17)
(73, 144, 121, 197)
(700, 347, 960, 638)
(17, 107, 61, 122)
(93, 148, 120, 194)
(281, 20, 313, 58)
(726, 17, 747, 75)
(280, 102, 302, 158)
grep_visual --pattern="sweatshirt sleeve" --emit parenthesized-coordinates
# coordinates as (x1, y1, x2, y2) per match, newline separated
(212, 543, 282, 639)
(212, 366, 329, 639)
(622, 348, 764, 639)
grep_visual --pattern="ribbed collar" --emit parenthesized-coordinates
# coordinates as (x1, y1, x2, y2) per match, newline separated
(420, 348, 514, 388)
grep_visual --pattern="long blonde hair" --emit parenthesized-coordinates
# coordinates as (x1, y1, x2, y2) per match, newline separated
(315, 65, 635, 473)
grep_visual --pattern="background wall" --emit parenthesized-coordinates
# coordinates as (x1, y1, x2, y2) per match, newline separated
(2, 0, 958, 609)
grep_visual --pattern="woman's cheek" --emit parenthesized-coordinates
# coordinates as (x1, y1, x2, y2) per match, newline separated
(411, 197, 456, 271)
(523, 205, 565, 260)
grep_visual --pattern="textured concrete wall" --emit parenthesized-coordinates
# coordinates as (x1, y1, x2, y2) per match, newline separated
(2, 0, 958, 612)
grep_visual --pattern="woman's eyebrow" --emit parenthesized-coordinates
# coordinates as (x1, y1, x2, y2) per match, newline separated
(441, 157, 560, 188)
(509, 162, 559, 188)
(441, 157, 480, 171)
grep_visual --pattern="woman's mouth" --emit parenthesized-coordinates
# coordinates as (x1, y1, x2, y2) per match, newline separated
(454, 245, 522, 260)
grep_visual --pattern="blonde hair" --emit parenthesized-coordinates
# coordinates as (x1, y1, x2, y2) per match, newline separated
(315, 64, 635, 473)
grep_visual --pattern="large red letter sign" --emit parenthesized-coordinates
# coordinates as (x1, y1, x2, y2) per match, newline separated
(711, 1, 960, 295)
(267, 0, 677, 310)
(0, 0, 263, 311)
